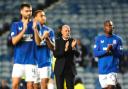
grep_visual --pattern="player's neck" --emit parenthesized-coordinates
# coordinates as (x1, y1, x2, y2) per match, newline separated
(21, 17, 29, 22)
(105, 33, 112, 37)
(40, 23, 44, 26)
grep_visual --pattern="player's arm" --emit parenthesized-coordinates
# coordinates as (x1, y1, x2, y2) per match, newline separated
(12, 29, 26, 45)
(33, 21, 41, 45)
(33, 28, 41, 45)
(93, 37, 108, 57)
(43, 31, 55, 50)
(11, 23, 26, 45)
(45, 37, 55, 51)
(112, 39, 123, 57)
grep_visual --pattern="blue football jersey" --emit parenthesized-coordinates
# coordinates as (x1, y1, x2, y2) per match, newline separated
(36, 24, 55, 68)
(93, 34, 123, 74)
(11, 20, 36, 65)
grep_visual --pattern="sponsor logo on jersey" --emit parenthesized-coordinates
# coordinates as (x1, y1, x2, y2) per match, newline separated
(18, 27, 22, 31)
(113, 40, 117, 44)
(22, 34, 33, 41)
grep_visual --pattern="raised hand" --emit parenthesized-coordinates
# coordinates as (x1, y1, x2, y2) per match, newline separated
(71, 39, 77, 48)
(43, 31, 49, 39)
(65, 41, 69, 51)
(41, 31, 49, 40)
(107, 44, 113, 52)
(32, 19, 37, 30)
(23, 20, 28, 30)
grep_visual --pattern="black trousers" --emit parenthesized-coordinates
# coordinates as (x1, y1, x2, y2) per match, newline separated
(55, 72, 75, 89)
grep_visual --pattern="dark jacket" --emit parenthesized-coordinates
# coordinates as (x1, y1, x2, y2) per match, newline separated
(53, 37, 79, 76)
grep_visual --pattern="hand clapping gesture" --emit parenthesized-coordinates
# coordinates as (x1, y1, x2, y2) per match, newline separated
(23, 20, 28, 30)
(41, 31, 49, 40)
(71, 39, 77, 49)
(107, 44, 113, 53)
(65, 41, 69, 52)
(32, 19, 38, 30)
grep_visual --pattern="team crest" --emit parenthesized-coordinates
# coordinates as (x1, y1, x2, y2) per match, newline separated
(113, 40, 117, 44)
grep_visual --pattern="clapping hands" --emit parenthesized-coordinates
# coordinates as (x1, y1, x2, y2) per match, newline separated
(41, 31, 49, 40)
(23, 20, 28, 30)
(71, 39, 77, 48)
(107, 44, 113, 52)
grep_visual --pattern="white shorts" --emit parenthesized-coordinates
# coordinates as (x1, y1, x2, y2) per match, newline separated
(38, 66, 51, 79)
(34, 66, 41, 83)
(12, 64, 37, 82)
(99, 72, 118, 88)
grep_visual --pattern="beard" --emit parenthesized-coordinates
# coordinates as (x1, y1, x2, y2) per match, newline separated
(108, 29, 113, 35)
(23, 15, 31, 20)
(104, 29, 113, 35)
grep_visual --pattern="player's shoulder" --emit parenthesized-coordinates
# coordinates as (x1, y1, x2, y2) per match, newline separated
(43, 25, 54, 31)
(95, 34, 105, 40)
(11, 21, 21, 25)
(113, 34, 122, 41)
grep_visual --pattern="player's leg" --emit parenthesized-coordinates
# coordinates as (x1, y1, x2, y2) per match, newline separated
(33, 83, 40, 89)
(39, 66, 51, 89)
(48, 72, 55, 89)
(34, 68, 41, 89)
(41, 78, 49, 89)
(25, 65, 37, 89)
(27, 81, 33, 89)
(12, 78, 21, 89)
(48, 78, 54, 89)
(12, 64, 24, 89)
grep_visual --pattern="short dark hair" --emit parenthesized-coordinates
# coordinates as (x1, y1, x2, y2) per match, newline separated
(33, 10, 43, 17)
(20, 3, 32, 10)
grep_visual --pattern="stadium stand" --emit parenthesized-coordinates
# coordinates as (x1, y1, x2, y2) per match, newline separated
(0, 0, 128, 88)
